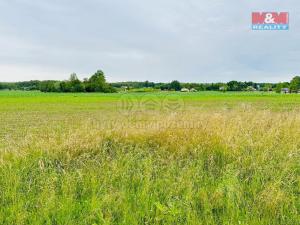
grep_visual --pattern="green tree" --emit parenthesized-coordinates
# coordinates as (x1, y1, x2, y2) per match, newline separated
(262, 84, 272, 92)
(275, 82, 290, 93)
(40, 81, 57, 92)
(169, 80, 181, 91)
(69, 73, 84, 92)
(85, 70, 106, 92)
(290, 76, 300, 92)
(59, 81, 71, 92)
(69, 73, 78, 82)
(227, 81, 242, 91)
(85, 70, 116, 93)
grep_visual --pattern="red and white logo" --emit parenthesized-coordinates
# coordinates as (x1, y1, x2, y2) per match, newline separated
(252, 12, 289, 30)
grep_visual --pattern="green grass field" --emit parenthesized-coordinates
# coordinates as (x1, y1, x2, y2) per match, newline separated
(0, 91, 300, 224)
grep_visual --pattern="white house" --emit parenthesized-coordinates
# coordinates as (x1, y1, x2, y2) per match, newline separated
(181, 88, 190, 92)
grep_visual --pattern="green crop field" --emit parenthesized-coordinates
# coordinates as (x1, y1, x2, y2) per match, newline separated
(0, 91, 300, 225)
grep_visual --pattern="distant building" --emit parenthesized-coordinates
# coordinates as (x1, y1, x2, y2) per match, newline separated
(190, 88, 197, 92)
(181, 88, 190, 92)
(219, 86, 227, 92)
(281, 88, 290, 94)
(121, 86, 128, 91)
(246, 86, 257, 92)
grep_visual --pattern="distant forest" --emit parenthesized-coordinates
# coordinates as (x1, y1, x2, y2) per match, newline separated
(0, 71, 299, 93)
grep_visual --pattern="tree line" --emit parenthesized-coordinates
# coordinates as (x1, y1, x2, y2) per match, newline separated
(39, 71, 116, 93)
(111, 76, 300, 92)
(1, 72, 300, 93)
(110, 80, 269, 91)
(0, 70, 116, 93)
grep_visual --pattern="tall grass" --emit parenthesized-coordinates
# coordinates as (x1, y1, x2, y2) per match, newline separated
(0, 92, 300, 224)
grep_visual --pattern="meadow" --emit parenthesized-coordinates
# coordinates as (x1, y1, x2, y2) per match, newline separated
(0, 91, 300, 225)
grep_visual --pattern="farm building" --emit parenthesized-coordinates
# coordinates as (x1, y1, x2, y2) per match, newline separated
(281, 88, 290, 94)
(246, 86, 257, 92)
(219, 86, 226, 92)
(181, 88, 190, 92)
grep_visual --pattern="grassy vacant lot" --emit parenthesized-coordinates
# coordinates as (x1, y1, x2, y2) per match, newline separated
(0, 91, 300, 225)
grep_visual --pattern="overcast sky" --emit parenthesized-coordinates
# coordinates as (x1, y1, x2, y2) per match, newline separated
(0, 0, 299, 82)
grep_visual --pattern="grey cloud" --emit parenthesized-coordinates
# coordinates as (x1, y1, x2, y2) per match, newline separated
(0, 0, 299, 82)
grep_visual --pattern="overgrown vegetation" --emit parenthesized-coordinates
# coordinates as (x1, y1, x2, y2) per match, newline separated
(0, 91, 299, 224)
